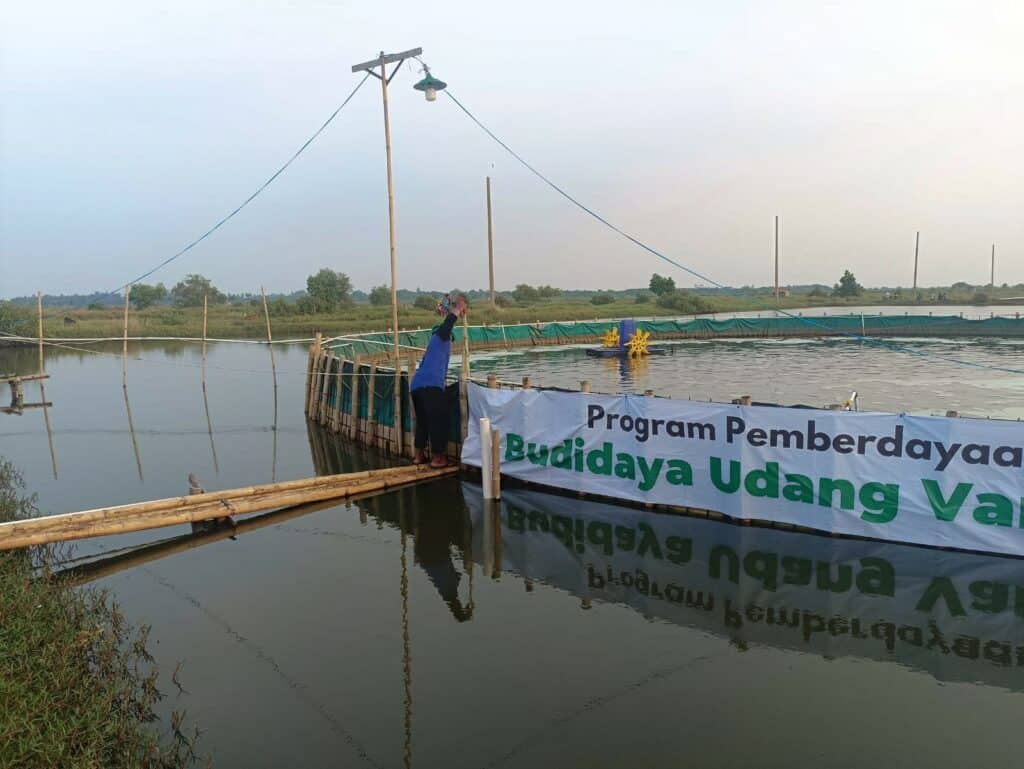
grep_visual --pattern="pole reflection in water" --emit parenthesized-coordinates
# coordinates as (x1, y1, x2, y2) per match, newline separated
(399, 495, 413, 769)
(38, 381, 58, 480)
(122, 384, 144, 481)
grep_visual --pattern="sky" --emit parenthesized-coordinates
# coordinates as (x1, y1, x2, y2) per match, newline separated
(1, 1, 1022, 298)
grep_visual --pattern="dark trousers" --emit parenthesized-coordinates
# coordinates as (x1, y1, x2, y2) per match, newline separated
(412, 386, 449, 455)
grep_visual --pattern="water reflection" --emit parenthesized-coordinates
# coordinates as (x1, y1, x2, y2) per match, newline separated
(464, 488, 1024, 691)
(306, 425, 1024, 692)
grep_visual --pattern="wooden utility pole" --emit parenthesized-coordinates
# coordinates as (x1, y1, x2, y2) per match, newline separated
(913, 231, 919, 292)
(487, 176, 496, 308)
(773, 216, 779, 301)
(991, 244, 995, 288)
(352, 47, 423, 456)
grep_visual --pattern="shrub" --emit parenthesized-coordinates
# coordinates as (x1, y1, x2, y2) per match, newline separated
(590, 293, 615, 306)
(634, 293, 651, 304)
(0, 458, 202, 767)
(414, 294, 437, 311)
(656, 289, 713, 314)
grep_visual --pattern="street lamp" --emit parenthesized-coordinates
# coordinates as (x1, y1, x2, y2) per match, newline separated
(351, 47, 439, 456)
(413, 71, 447, 102)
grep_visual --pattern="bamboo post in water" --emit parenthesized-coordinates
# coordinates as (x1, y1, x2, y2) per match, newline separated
(36, 291, 44, 374)
(122, 286, 131, 388)
(490, 427, 501, 501)
(305, 332, 322, 415)
(350, 355, 362, 440)
(200, 294, 219, 473)
(367, 362, 378, 448)
(480, 418, 493, 500)
(36, 292, 58, 479)
(260, 286, 278, 390)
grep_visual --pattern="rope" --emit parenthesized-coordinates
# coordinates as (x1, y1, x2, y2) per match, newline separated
(444, 89, 1024, 377)
(96, 73, 371, 300)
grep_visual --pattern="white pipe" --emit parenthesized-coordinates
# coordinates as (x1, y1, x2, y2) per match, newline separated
(479, 417, 493, 499)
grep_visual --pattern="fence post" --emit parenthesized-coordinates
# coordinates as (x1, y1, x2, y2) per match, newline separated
(480, 418, 493, 500)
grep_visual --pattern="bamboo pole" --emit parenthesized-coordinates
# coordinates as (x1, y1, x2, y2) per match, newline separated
(36, 293, 58, 478)
(490, 427, 501, 500)
(305, 332, 322, 415)
(260, 286, 278, 388)
(3, 468, 457, 550)
(0, 465, 458, 550)
(201, 293, 219, 473)
(486, 176, 495, 309)
(350, 355, 362, 440)
(36, 291, 44, 373)
(367, 362, 378, 448)
(122, 286, 131, 387)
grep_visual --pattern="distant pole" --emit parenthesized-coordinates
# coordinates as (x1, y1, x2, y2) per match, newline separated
(487, 176, 496, 309)
(991, 243, 995, 288)
(913, 231, 919, 292)
(773, 216, 779, 301)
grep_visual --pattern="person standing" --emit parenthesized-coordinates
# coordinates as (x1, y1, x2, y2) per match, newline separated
(411, 295, 467, 467)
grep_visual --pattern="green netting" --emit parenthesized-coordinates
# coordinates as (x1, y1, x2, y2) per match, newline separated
(355, 363, 370, 420)
(339, 360, 353, 415)
(400, 371, 412, 432)
(373, 371, 395, 428)
(328, 315, 1024, 359)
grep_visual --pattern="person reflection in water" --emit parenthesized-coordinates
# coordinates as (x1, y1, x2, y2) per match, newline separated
(408, 484, 473, 622)
(411, 294, 467, 468)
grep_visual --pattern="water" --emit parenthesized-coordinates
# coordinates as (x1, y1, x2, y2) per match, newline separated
(2, 335, 1023, 768)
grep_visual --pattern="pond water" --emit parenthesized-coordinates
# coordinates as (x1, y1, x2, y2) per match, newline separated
(1, 334, 1023, 769)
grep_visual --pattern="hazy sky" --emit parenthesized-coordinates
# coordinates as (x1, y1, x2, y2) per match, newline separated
(2, 1, 1021, 298)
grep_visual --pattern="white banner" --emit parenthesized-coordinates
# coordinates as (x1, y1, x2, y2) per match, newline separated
(462, 384, 1024, 556)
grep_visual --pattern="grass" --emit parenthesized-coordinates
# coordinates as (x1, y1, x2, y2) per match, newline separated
(0, 458, 202, 769)
(20, 287, 1019, 342)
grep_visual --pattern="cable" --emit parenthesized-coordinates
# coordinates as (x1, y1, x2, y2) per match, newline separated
(443, 89, 1024, 377)
(96, 73, 372, 299)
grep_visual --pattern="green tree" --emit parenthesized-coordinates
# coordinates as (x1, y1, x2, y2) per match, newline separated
(129, 282, 167, 310)
(512, 284, 539, 303)
(414, 294, 437, 311)
(649, 274, 676, 296)
(171, 274, 226, 307)
(537, 285, 561, 299)
(368, 285, 391, 306)
(832, 270, 864, 298)
(305, 269, 353, 312)
(590, 292, 615, 306)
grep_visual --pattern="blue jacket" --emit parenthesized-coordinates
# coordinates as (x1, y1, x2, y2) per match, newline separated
(411, 313, 457, 391)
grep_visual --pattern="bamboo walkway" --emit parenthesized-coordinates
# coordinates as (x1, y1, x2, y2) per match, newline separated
(0, 464, 457, 551)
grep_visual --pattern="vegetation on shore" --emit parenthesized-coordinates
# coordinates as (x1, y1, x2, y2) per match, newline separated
(4, 269, 1023, 342)
(0, 458, 201, 768)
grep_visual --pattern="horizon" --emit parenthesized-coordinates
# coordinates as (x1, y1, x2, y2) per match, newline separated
(2, 2, 1022, 297)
